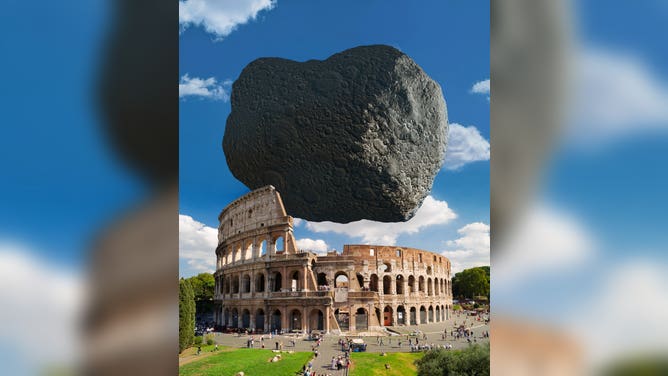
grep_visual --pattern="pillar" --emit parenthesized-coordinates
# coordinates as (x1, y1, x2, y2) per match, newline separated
(325, 306, 330, 334)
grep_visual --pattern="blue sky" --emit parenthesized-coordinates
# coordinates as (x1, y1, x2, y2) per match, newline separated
(179, 0, 490, 277)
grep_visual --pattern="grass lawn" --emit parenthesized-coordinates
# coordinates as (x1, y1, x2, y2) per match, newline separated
(350, 352, 423, 376)
(179, 347, 312, 376)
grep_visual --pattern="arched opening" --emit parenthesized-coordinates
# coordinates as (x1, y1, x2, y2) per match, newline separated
(419, 306, 426, 324)
(397, 305, 406, 325)
(436, 306, 440, 322)
(290, 309, 302, 331)
(275, 236, 285, 253)
(428, 306, 434, 323)
(426, 266, 432, 275)
(442, 305, 446, 321)
(242, 274, 251, 293)
(309, 309, 324, 331)
(224, 308, 230, 326)
(260, 240, 267, 256)
(396, 275, 404, 295)
(241, 309, 251, 328)
(290, 270, 300, 291)
(317, 272, 328, 288)
(408, 275, 416, 293)
(334, 272, 349, 288)
(409, 307, 417, 325)
(355, 307, 368, 331)
(273, 272, 282, 292)
(255, 273, 265, 292)
(383, 275, 392, 294)
(418, 276, 425, 292)
(334, 309, 349, 331)
(427, 278, 433, 296)
(375, 308, 382, 326)
(232, 308, 239, 328)
(224, 277, 230, 294)
(232, 276, 240, 294)
(369, 274, 379, 292)
(380, 262, 392, 273)
(271, 309, 282, 331)
(383, 306, 393, 326)
(356, 273, 364, 290)
(256, 308, 265, 330)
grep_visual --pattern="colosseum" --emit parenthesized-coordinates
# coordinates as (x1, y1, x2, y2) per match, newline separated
(213, 186, 453, 334)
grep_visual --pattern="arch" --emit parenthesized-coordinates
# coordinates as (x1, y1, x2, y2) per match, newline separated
(335, 308, 349, 331)
(232, 276, 240, 294)
(435, 306, 441, 322)
(241, 309, 251, 328)
(256, 308, 265, 330)
(290, 309, 302, 330)
(259, 240, 267, 256)
(428, 305, 434, 323)
(434, 278, 439, 295)
(408, 275, 416, 293)
(418, 276, 425, 292)
(232, 308, 239, 328)
(380, 262, 392, 273)
(397, 305, 406, 325)
(309, 309, 324, 331)
(356, 273, 364, 290)
(243, 240, 253, 260)
(272, 272, 282, 292)
(419, 306, 426, 324)
(442, 304, 446, 321)
(396, 274, 404, 295)
(290, 270, 300, 291)
(427, 278, 433, 296)
(426, 266, 432, 275)
(355, 307, 368, 331)
(383, 306, 393, 326)
(409, 307, 417, 325)
(334, 271, 349, 288)
(275, 236, 285, 253)
(242, 274, 251, 293)
(369, 274, 379, 292)
(224, 308, 230, 326)
(317, 272, 328, 287)
(224, 276, 230, 294)
(383, 275, 392, 294)
(255, 273, 265, 292)
(271, 309, 282, 331)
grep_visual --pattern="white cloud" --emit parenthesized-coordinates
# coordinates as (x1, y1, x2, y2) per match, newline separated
(0, 242, 82, 374)
(305, 195, 456, 245)
(441, 222, 490, 273)
(295, 238, 329, 254)
(179, 214, 218, 275)
(179, 74, 231, 101)
(292, 218, 303, 227)
(444, 123, 490, 170)
(493, 202, 596, 288)
(471, 79, 490, 95)
(570, 48, 668, 143)
(573, 261, 668, 367)
(179, 0, 277, 39)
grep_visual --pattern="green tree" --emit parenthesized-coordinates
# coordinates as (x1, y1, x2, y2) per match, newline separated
(415, 344, 490, 376)
(452, 267, 490, 300)
(187, 273, 215, 301)
(179, 278, 196, 353)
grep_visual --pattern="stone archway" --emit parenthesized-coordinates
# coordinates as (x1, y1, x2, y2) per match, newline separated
(309, 309, 324, 331)
(409, 307, 417, 325)
(256, 308, 265, 330)
(241, 309, 251, 328)
(290, 309, 302, 331)
(383, 306, 393, 326)
(271, 309, 282, 331)
(419, 306, 426, 324)
(397, 305, 406, 325)
(355, 308, 368, 332)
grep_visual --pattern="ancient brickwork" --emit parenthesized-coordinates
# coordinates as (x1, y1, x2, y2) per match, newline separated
(213, 186, 452, 334)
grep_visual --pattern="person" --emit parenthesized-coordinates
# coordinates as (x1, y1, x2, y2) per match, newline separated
(197, 345, 201, 355)
(213, 344, 218, 351)
(275, 341, 279, 350)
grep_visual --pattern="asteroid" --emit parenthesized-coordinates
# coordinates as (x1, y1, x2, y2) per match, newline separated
(223, 45, 448, 223)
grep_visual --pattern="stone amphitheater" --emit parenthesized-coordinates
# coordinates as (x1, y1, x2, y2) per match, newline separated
(214, 185, 453, 334)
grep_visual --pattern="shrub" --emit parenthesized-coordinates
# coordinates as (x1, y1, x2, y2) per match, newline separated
(415, 343, 489, 376)
(205, 333, 215, 346)
(453, 304, 462, 311)
(193, 335, 203, 346)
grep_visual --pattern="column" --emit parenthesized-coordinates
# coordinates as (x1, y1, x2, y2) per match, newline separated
(302, 266, 308, 291)
(324, 306, 330, 333)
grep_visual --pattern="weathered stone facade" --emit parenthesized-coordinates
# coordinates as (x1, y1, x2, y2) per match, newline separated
(213, 186, 453, 334)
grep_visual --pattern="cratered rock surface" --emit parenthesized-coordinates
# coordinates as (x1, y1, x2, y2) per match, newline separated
(223, 45, 448, 223)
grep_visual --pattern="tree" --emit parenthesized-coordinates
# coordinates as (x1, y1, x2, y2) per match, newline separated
(179, 278, 196, 353)
(415, 344, 490, 376)
(186, 273, 215, 301)
(452, 267, 490, 300)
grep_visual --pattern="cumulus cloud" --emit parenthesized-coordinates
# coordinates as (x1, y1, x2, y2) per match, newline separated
(0, 242, 82, 374)
(570, 48, 668, 143)
(443, 123, 490, 170)
(179, 214, 218, 275)
(179, 0, 277, 39)
(493, 202, 596, 288)
(305, 195, 456, 245)
(441, 222, 490, 273)
(295, 238, 329, 254)
(573, 261, 668, 366)
(179, 74, 231, 100)
(292, 218, 303, 227)
(471, 78, 490, 95)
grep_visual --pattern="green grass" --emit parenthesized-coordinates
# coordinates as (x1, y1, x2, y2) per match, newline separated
(179, 347, 312, 376)
(350, 352, 423, 376)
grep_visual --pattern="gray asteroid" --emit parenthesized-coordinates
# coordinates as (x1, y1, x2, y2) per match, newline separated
(223, 45, 448, 223)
